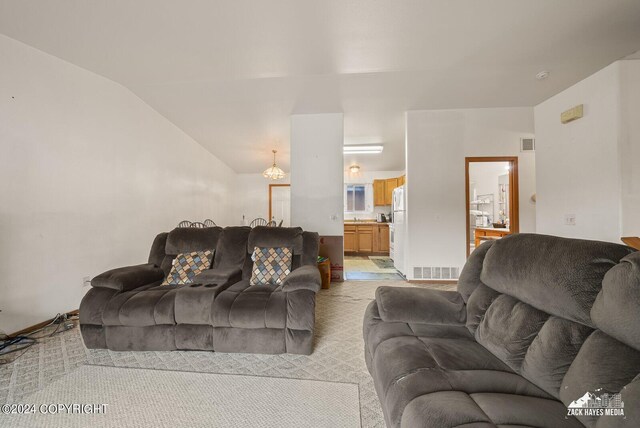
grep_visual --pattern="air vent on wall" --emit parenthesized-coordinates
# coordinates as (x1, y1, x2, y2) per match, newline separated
(413, 267, 460, 280)
(521, 138, 535, 152)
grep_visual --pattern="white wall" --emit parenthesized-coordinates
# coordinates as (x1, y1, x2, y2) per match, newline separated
(534, 61, 629, 242)
(343, 170, 403, 220)
(619, 60, 640, 237)
(405, 108, 535, 279)
(290, 113, 344, 236)
(235, 174, 290, 225)
(0, 35, 237, 333)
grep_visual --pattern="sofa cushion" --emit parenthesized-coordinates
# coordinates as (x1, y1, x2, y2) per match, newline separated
(92, 263, 165, 292)
(212, 280, 288, 329)
(162, 250, 214, 285)
(212, 226, 251, 269)
(371, 334, 552, 427)
(101, 283, 177, 326)
(480, 233, 634, 326)
(591, 252, 640, 351)
(249, 247, 292, 286)
(165, 227, 222, 255)
(248, 226, 304, 254)
(375, 287, 466, 325)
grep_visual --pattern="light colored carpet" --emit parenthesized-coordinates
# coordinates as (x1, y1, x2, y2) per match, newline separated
(1, 280, 456, 427)
(2, 365, 360, 428)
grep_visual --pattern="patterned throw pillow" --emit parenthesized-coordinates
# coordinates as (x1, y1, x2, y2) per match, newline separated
(162, 250, 214, 285)
(250, 247, 293, 286)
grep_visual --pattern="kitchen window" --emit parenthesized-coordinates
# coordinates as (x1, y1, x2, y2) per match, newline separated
(345, 184, 367, 213)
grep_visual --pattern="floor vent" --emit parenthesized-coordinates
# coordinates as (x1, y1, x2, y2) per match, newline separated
(413, 267, 460, 280)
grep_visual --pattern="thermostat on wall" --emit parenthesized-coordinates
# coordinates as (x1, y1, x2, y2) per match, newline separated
(561, 104, 584, 124)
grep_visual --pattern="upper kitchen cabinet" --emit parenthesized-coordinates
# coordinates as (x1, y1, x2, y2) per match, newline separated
(373, 179, 386, 206)
(384, 178, 398, 205)
(373, 176, 404, 206)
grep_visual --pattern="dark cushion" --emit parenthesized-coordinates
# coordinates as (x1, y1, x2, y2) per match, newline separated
(281, 265, 321, 292)
(248, 226, 304, 254)
(480, 233, 634, 326)
(457, 239, 494, 302)
(91, 263, 165, 292)
(165, 227, 223, 255)
(213, 226, 251, 269)
(193, 267, 242, 285)
(375, 287, 466, 325)
(147, 232, 168, 267)
(591, 251, 640, 351)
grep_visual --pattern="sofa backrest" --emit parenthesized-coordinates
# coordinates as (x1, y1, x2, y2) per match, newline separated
(458, 234, 639, 427)
(242, 226, 319, 278)
(148, 226, 223, 274)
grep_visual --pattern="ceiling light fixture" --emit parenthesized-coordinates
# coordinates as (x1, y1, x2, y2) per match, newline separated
(536, 70, 550, 80)
(262, 149, 286, 180)
(343, 145, 384, 154)
(350, 164, 361, 173)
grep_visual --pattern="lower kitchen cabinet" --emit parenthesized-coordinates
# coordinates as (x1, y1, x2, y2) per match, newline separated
(344, 223, 389, 254)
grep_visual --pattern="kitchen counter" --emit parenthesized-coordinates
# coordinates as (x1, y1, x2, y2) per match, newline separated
(344, 221, 391, 225)
(475, 226, 510, 232)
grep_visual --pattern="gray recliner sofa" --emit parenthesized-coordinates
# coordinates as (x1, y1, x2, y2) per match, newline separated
(364, 233, 640, 427)
(80, 226, 321, 355)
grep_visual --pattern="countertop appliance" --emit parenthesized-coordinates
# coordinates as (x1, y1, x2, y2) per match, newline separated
(392, 185, 406, 276)
(376, 213, 387, 223)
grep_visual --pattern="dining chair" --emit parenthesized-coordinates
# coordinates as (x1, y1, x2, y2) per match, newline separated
(203, 219, 216, 227)
(250, 218, 268, 228)
(178, 220, 192, 228)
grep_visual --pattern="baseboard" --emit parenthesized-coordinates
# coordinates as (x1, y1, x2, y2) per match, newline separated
(9, 309, 79, 337)
(407, 280, 458, 285)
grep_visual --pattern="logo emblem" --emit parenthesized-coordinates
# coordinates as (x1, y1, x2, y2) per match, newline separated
(567, 390, 624, 418)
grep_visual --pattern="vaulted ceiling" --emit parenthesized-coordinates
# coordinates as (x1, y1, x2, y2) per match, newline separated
(2, 0, 640, 172)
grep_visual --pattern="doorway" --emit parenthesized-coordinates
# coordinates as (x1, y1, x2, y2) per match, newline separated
(465, 157, 519, 257)
(269, 184, 290, 227)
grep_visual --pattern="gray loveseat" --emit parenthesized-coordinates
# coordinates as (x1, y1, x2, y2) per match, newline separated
(80, 226, 321, 355)
(364, 233, 640, 427)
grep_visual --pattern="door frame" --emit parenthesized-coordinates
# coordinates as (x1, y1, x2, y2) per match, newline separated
(268, 184, 291, 222)
(465, 156, 519, 258)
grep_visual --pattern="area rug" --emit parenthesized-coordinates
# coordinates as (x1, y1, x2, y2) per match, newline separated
(2, 365, 361, 428)
(368, 256, 395, 269)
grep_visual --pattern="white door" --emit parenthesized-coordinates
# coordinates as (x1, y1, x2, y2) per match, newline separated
(270, 186, 291, 226)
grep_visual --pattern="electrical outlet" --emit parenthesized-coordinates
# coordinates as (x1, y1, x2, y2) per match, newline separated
(564, 214, 576, 226)
(83, 276, 92, 287)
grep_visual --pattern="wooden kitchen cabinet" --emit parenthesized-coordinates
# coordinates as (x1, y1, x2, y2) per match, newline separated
(373, 179, 386, 206)
(376, 224, 390, 252)
(384, 178, 398, 205)
(357, 225, 374, 252)
(346, 223, 389, 254)
(344, 224, 357, 252)
(373, 176, 404, 206)
(398, 175, 405, 186)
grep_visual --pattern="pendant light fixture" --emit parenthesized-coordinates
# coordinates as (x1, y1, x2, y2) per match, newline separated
(262, 149, 286, 180)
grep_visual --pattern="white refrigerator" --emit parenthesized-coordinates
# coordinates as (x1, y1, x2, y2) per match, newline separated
(392, 185, 406, 276)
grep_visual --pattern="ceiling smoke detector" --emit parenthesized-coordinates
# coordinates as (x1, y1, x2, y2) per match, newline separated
(536, 70, 550, 80)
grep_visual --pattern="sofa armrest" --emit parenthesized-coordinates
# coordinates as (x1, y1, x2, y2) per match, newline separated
(281, 265, 322, 293)
(91, 263, 165, 292)
(193, 267, 242, 285)
(375, 286, 466, 325)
